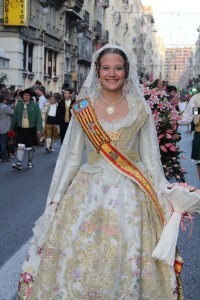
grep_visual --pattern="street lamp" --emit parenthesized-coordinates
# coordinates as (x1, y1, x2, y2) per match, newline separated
(40, 0, 49, 15)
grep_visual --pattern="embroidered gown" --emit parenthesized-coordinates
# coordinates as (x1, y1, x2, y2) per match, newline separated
(18, 97, 177, 300)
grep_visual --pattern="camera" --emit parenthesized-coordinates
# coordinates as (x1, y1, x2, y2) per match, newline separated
(193, 107, 200, 115)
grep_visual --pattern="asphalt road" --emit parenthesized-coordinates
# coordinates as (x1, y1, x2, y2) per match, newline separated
(0, 126, 199, 300)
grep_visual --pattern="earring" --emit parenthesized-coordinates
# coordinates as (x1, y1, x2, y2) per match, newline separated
(96, 78, 102, 93)
(122, 80, 128, 93)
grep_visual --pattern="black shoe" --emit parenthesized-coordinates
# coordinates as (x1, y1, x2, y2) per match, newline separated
(45, 147, 50, 153)
(12, 162, 23, 170)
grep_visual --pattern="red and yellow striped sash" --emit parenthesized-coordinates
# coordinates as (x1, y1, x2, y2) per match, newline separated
(72, 98, 165, 224)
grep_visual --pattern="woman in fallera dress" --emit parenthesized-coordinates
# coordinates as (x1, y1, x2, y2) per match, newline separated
(18, 44, 200, 299)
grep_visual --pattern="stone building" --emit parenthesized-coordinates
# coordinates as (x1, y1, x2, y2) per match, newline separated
(0, 0, 84, 92)
(0, 0, 163, 92)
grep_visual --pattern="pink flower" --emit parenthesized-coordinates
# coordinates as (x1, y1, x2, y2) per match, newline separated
(157, 103, 164, 110)
(166, 129, 174, 134)
(22, 272, 33, 284)
(169, 145, 176, 151)
(166, 133, 172, 139)
(165, 143, 173, 148)
(158, 134, 165, 139)
(160, 145, 167, 152)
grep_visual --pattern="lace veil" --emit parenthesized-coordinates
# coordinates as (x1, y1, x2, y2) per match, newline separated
(77, 44, 150, 112)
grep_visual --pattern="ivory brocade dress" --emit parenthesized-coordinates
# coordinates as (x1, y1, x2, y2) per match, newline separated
(18, 98, 177, 300)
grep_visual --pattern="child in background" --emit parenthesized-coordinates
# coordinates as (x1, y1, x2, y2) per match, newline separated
(44, 94, 59, 152)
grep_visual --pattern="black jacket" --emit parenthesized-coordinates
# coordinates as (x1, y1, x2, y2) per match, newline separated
(56, 99, 75, 125)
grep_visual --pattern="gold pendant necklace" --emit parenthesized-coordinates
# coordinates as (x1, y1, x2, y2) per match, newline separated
(100, 94, 124, 115)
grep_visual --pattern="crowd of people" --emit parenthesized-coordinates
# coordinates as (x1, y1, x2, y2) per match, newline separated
(0, 82, 76, 169)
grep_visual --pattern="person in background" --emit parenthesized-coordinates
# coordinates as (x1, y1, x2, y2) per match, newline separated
(36, 86, 48, 145)
(10, 88, 42, 170)
(13, 89, 23, 103)
(0, 94, 14, 162)
(166, 85, 180, 113)
(167, 85, 178, 98)
(56, 88, 75, 144)
(7, 92, 22, 157)
(44, 94, 59, 153)
(36, 86, 48, 111)
(32, 80, 42, 94)
(179, 92, 200, 179)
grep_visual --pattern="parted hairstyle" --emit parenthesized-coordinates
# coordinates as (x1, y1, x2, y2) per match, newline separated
(95, 48, 129, 79)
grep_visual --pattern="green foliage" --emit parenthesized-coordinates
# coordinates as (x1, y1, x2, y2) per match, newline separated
(0, 73, 8, 85)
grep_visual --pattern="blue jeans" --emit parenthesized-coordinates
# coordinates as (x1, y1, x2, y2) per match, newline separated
(0, 133, 8, 159)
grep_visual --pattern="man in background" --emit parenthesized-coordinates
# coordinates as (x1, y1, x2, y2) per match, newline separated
(36, 86, 48, 111)
(56, 89, 75, 144)
(10, 88, 42, 170)
(0, 95, 14, 162)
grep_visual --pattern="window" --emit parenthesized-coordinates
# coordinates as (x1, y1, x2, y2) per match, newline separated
(47, 5, 56, 28)
(44, 48, 57, 78)
(30, 0, 36, 15)
(65, 56, 71, 73)
(23, 41, 34, 72)
(48, 50, 52, 77)
(84, 10, 90, 26)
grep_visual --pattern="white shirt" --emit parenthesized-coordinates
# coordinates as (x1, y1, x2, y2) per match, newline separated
(39, 95, 48, 110)
(178, 93, 200, 125)
(48, 103, 57, 117)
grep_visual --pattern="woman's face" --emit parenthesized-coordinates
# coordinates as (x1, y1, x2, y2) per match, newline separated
(99, 53, 126, 93)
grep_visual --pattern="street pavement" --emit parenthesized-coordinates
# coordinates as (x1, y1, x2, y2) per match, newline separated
(0, 127, 199, 300)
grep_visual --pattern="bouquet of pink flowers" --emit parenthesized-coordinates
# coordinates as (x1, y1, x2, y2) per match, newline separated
(142, 79, 186, 182)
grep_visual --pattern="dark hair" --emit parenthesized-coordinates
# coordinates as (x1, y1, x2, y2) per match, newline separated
(63, 89, 73, 94)
(167, 85, 177, 93)
(37, 86, 45, 94)
(35, 80, 42, 86)
(95, 48, 129, 79)
(0, 94, 6, 103)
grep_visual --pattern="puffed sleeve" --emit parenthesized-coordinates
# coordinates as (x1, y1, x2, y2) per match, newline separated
(32, 115, 85, 248)
(138, 114, 169, 207)
(46, 114, 85, 206)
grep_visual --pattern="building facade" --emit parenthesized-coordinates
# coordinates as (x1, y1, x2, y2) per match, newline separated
(164, 47, 192, 89)
(0, 0, 163, 92)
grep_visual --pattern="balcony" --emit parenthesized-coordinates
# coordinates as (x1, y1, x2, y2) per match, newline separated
(93, 20, 102, 38)
(28, 72, 35, 79)
(62, 0, 84, 13)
